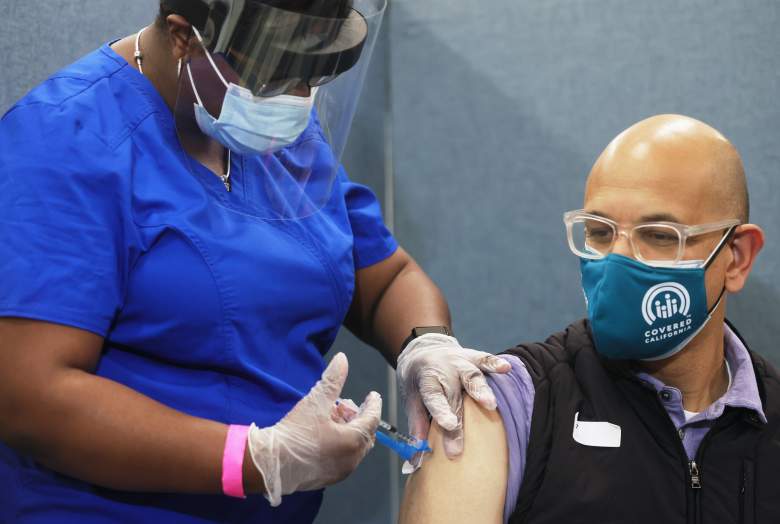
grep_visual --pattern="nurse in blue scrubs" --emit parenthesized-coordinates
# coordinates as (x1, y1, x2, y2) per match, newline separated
(0, 1, 510, 522)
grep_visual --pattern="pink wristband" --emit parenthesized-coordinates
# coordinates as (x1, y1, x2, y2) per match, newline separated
(222, 424, 250, 498)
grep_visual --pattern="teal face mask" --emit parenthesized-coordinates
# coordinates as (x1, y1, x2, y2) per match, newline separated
(580, 231, 733, 361)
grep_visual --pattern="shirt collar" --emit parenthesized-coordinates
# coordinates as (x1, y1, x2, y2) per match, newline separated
(635, 322, 767, 424)
(715, 323, 767, 423)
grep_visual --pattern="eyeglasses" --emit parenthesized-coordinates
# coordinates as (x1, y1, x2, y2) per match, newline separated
(563, 209, 740, 267)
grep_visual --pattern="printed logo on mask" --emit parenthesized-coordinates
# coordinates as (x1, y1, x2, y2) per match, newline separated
(641, 282, 693, 344)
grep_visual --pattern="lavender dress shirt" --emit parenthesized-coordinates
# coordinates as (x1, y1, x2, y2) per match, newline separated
(486, 324, 767, 524)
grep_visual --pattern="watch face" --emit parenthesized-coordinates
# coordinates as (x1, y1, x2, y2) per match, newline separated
(413, 326, 450, 338)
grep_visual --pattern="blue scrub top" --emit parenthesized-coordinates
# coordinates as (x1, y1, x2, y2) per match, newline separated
(0, 44, 397, 523)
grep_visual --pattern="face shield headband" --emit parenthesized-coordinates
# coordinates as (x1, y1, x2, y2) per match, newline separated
(163, 0, 368, 97)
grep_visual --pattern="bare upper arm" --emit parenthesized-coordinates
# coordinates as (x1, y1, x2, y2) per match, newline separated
(0, 318, 103, 442)
(399, 396, 509, 524)
(343, 246, 411, 336)
(0, 318, 103, 373)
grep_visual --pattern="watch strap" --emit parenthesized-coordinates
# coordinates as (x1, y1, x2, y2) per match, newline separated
(401, 326, 451, 352)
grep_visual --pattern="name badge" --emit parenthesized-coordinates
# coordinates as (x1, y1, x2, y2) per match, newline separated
(572, 411, 621, 448)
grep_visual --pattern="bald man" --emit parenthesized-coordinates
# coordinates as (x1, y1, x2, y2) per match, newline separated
(399, 114, 780, 524)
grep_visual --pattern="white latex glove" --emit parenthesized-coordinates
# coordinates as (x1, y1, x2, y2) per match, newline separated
(396, 333, 511, 463)
(248, 353, 381, 507)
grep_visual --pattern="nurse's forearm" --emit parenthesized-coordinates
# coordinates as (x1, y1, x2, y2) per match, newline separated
(376, 260, 451, 363)
(7, 370, 266, 494)
(0, 320, 265, 495)
(357, 250, 451, 365)
(28, 375, 266, 493)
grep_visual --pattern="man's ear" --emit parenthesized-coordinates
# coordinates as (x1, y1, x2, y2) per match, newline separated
(165, 14, 196, 61)
(724, 224, 764, 293)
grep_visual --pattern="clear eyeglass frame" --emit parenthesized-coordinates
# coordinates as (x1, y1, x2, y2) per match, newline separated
(563, 209, 741, 267)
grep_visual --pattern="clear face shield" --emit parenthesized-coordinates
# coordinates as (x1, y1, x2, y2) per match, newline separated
(168, 0, 387, 219)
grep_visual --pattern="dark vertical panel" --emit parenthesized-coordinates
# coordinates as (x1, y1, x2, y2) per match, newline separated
(390, 0, 780, 368)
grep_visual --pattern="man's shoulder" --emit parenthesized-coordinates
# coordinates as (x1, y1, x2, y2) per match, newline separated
(501, 319, 595, 381)
(747, 346, 780, 418)
(728, 320, 780, 391)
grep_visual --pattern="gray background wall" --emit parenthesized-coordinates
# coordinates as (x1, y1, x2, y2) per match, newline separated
(3, 2, 780, 524)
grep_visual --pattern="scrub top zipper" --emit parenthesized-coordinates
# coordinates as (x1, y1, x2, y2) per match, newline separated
(220, 149, 232, 192)
(136, 26, 233, 194)
(219, 173, 231, 192)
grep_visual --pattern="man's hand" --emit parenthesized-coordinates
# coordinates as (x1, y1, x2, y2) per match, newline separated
(396, 334, 510, 463)
(248, 353, 381, 507)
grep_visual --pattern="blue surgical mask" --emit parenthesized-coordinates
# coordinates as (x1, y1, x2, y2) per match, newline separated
(187, 63, 316, 156)
(580, 231, 733, 361)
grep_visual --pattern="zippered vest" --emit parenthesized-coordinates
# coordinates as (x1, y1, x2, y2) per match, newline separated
(504, 319, 780, 524)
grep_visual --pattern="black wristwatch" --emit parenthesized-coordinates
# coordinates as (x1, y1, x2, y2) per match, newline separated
(401, 326, 451, 352)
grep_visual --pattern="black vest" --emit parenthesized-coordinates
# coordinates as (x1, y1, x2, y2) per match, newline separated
(503, 319, 780, 524)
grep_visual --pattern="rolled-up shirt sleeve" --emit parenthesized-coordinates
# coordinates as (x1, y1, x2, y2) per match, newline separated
(486, 354, 536, 524)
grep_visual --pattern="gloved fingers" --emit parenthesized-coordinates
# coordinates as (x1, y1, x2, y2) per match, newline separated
(331, 404, 346, 423)
(347, 391, 382, 437)
(461, 348, 511, 374)
(441, 424, 465, 458)
(333, 398, 360, 423)
(314, 352, 349, 406)
(460, 368, 497, 411)
(339, 398, 360, 412)
(402, 395, 452, 474)
(419, 376, 459, 432)
(405, 397, 432, 442)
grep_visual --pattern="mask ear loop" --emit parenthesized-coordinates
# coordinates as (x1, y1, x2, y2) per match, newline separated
(703, 225, 739, 315)
(182, 53, 232, 185)
(190, 26, 230, 89)
(186, 62, 207, 108)
(703, 226, 738, 269)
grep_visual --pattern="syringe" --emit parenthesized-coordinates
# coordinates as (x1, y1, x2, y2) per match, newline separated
(375, 419, 432, 462)
(335, 399, 432, 463)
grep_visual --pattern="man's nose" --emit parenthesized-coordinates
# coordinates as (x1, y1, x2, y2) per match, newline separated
(611, 231, 634, 258)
